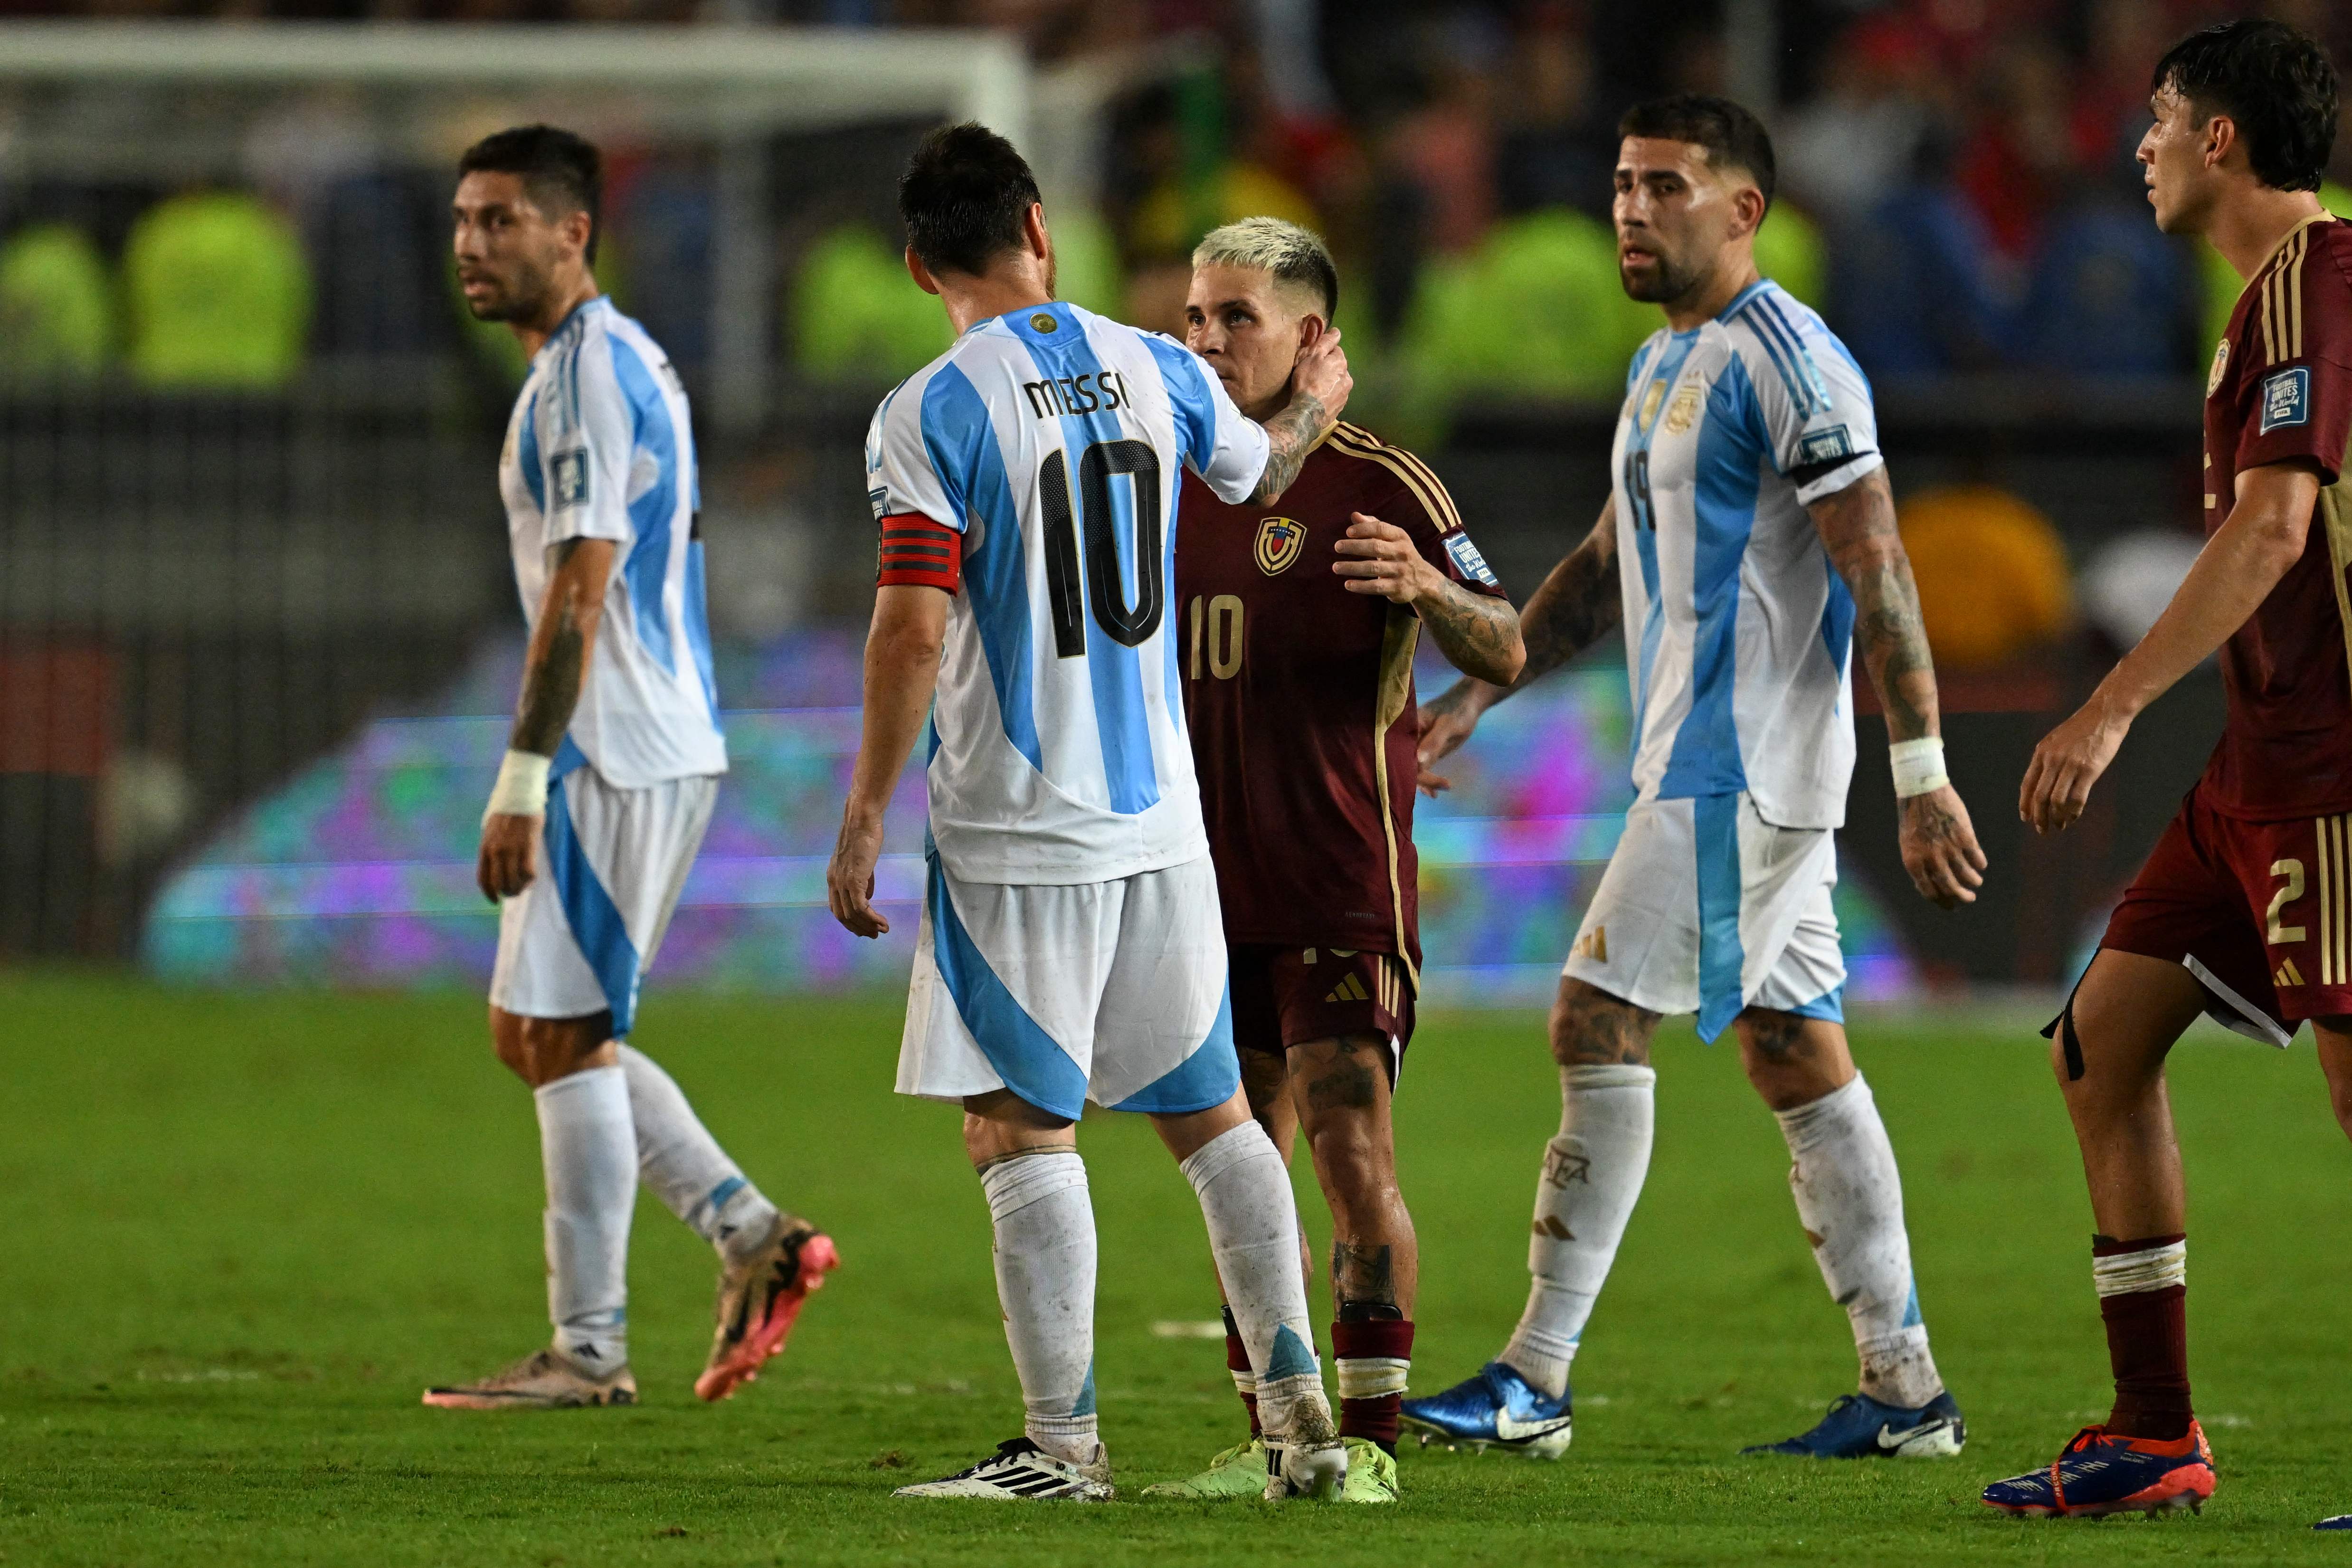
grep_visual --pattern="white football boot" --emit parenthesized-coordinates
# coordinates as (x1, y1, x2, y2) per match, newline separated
(421, 1348, 636, 1410)
(893, 1437, 1114, 1501)
(1262, 1387, 1348, 1500)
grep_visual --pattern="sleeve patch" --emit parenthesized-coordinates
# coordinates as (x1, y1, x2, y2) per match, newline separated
(1443, 530, 1499, 588)
(869, 486, 890, 521)
(2260, 367, 2311, 434)
(1798, 425, 1855, 466)
(551, 448, 591, 510)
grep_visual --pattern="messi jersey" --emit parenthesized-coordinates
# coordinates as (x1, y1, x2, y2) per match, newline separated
(499, 297, 725, 788)
(865, 302, 1271, 884)
(1178, 424, 1508, 978)
(1610, 280, 1880, 829)
(2199, 213, 2352, 820)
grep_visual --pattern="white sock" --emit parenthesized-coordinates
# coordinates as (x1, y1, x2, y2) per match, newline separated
(979, 1150, 1099, 1464)
(535, 1064, 635, 1372)
(617, 1045, 778, 1262)
(1180, 1123, 1331, 1442)
(1775, 1073, 1943, 1408)
(1501, 1063, 1655, 1398)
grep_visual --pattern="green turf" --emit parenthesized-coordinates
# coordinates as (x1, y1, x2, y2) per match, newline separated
(3, 973, 2350, 1566)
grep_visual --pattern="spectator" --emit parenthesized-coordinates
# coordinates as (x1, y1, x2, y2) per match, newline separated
(1495, 3, 1614, 223)
(1778, 16, 1940, 228)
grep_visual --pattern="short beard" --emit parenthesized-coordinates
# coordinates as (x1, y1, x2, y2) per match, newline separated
(466, 261, 554, 324)
(1621, 252, 1701, 306)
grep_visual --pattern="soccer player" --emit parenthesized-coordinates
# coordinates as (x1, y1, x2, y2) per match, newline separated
(1403, 95, 1989, 1460)
(1139, 218, 1523, 1505)
(425, 126, 835, 1411)
(1986, 21, 2349, 1522)
(825, 124, 1353, 1501)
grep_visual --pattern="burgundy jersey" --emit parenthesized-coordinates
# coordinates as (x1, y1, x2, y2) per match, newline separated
(2201, 213, 2352, 819)
(1176, 422, 1509, 980)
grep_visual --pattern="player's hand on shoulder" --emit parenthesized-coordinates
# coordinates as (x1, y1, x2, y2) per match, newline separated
(1290, 325, 1351, 419)
(1898, 783, 1987, 908)
(2019, 698, 2129, 836)
(1335, 512, 1441, 604)
(1414, 680, 1486, 796)
(477, 813, 541, 902)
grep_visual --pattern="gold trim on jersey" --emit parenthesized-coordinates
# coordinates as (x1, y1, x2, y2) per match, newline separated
(2251, 212, 2332, 367)
(1326, 422, 1466, 533)
(1372, 603, 1421, 994)
(2323, 462, 2352, 716)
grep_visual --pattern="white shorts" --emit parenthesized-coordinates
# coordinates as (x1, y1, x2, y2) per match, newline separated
(1562, 793, 1845, 1042)
(896, 852, 1242, 1121)
(489, 765, 717, 1037)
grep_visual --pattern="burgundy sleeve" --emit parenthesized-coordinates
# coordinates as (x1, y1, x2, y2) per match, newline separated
(877, 513, 961, 592)
(2237, 251, 2352, 485)
(1383, 468, 1510, 601)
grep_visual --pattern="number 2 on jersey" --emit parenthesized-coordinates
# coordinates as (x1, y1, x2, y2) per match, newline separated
(1040, 439, 1164, 657)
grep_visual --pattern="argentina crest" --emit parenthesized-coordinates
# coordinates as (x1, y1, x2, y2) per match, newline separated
(1255, 515, 1306, 575)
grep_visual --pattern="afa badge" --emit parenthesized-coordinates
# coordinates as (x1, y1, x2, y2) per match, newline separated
(2260, 366, 2310, 435)
(1255, 515, 1306, 575)
(1662, 381, 1703, 435)
(2206, 336, 2230, 398)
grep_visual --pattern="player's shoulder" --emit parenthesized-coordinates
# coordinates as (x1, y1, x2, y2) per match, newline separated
(2243, 214, 2352, 369)
(1715, 281, 1866, 414)
(1321, 421, 1461, 529)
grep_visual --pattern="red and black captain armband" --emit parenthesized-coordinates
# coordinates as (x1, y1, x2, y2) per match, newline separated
(876, 513, 961, 592)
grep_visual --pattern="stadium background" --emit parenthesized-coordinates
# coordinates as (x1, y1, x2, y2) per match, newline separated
(3, 0, 2335, 1002)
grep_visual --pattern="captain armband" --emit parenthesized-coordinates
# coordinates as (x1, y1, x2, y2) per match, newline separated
(1888, 738, 1949, 799)
(877, 514, 962, 592)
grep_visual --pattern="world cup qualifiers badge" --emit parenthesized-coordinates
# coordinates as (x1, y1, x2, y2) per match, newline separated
(1255, 516, 1306, 576)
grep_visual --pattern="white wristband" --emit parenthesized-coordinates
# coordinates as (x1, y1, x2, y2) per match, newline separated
(1889, 738, 1949, 799)
(484, 749, 552, 821)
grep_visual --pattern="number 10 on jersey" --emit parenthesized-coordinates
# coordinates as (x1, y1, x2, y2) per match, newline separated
(1041, 439, 1165, 657)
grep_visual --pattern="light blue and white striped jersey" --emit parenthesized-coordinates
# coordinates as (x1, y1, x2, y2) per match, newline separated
(866, 301, 1269, 884)
(1610, 280, 1881, 830)
(499, 297, 726, 789)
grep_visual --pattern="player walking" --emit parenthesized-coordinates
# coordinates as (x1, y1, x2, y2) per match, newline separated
(826, 125, 1352, 1501)
(1404, 95, 1987, 1460)
(1988, 21, 2350, 1523)
(1138, 219, 1523, 1505)
(427, 126, 835, 1412)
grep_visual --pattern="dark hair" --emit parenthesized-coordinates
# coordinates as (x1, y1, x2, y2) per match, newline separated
(1617, 94, 1778, 212)
(898, 122, 1043, 277)
(458, 125, 604, 264)
(2153, 19, 2338, 193)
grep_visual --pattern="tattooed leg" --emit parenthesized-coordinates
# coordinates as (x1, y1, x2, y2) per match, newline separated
(1288, 1035, 1416, 1315)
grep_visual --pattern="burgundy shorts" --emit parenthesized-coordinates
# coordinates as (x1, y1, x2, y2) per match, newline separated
(1228, 944, 1415, 1074)
(2099, 785, 2352, 1041)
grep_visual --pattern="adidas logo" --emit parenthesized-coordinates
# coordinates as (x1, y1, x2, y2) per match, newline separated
(1326, 974, 1371, 1004)
(2276, 958, 2306, 987)
(1532, 1215, 1575, 1241)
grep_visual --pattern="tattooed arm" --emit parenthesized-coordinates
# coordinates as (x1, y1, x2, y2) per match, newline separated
(1415, 498, 1621, 791)
(1332, 511, 1523, 684)
(1251, 325, 1351, 504)
(1809, 466, 1985, 907)
(478, 537, 615, 900)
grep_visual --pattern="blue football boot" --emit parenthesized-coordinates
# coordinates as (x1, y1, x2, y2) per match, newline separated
(1744, 1390, 1966, 1458)
(1980, 1421, 2214, 1517)
(2316, 1515, 2352, 1530)
(1397, 1361, 1572, 1459)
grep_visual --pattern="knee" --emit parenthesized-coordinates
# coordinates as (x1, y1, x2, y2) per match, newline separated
(492, 1010, 612, 1088)
(1548, 984, 1655, 1069)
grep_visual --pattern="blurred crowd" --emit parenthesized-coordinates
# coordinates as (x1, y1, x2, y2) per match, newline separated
(5, 0, 2352, 399)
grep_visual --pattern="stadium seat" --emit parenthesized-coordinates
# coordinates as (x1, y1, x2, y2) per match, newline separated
(0, 223, 113, 377)
(1404, 209, 1655, 403)
(123, 191, 311, 389)
(1896, 484, 2074, 668)
(791, 224, 954, 382)
(2014, 202, 2193, 377)
(1830, 187, 2002, 375)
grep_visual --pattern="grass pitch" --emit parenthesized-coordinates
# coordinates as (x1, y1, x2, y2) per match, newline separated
(4, 973, 2351, 1566)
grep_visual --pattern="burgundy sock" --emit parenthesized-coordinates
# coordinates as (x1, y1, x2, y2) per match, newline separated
(1333, 1317, 1414, 1454)
(1223, 1307, 1260, 1438)
(2094, 1233, 2191, 1441)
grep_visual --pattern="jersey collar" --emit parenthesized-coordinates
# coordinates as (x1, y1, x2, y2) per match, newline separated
(2248, 208, 2335, 289)
(532, 294, 609, 364)
(1715, 277, 1773, 321)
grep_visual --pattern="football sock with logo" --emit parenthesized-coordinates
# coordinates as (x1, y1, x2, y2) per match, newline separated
(978, 1150, 1100, 1464)
(1774, 1074, 1944, 1409)
(535, 1064, 636, 1372)
(616, 1045, 779, 1264)
(1181, 1123, 1330, 1441)
(1333, 1306, 1413, 1453)
(2093, 1234, 2191, 1440)
(1500, 1063, 1655, 1399)
(1221, 1306, 1262, 1438)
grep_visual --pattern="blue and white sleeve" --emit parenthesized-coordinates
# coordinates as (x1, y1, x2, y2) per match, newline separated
(1743, 300, 1883, 506)
(540, 340, 636, 546)
(864, 372, 962, 531)
(1146, 335, 1270, 504)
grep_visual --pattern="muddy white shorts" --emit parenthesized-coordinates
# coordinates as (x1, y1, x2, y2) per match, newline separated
(489, 763, 717, 1037)
(897, 851, 1241, 1121)
(1561, 792, 1845, 1042)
